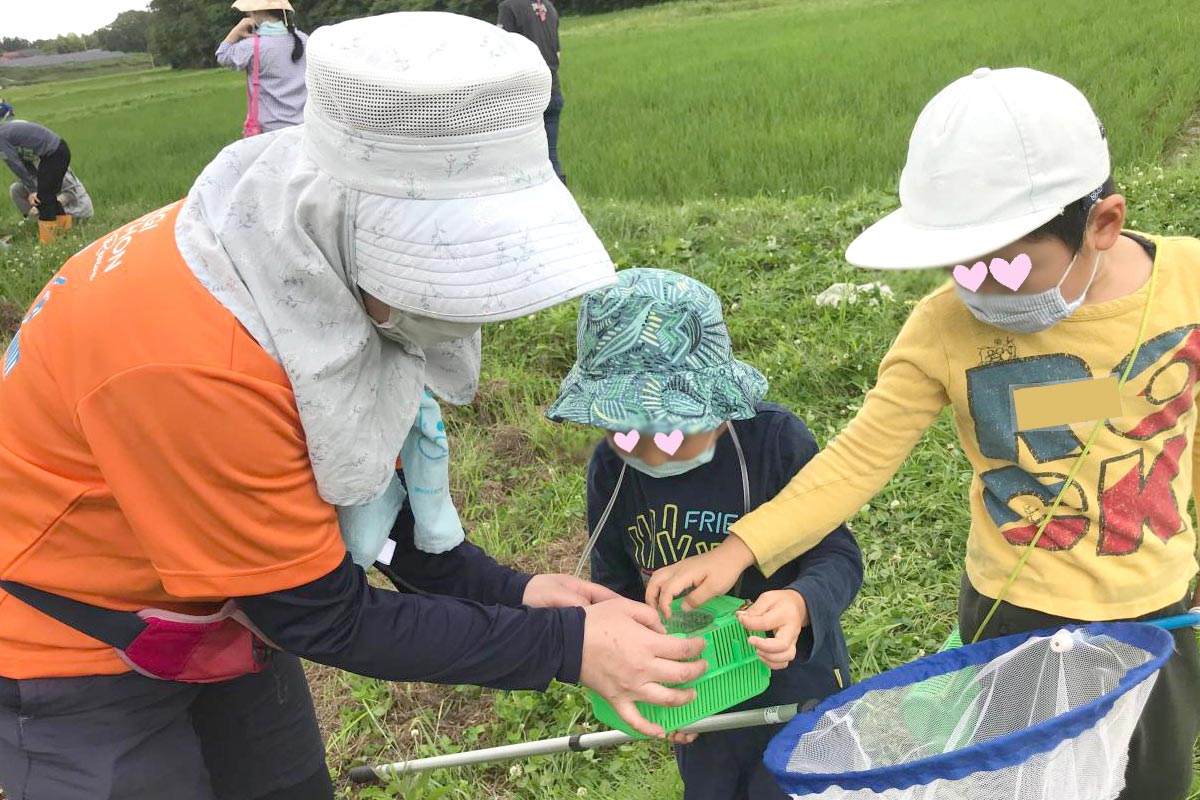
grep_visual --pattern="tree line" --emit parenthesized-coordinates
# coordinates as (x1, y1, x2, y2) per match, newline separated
(2, 11, 151, 56)
(6, 0, 670, 69)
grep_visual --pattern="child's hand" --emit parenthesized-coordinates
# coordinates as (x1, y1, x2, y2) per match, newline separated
(736, 590, 809, 670)
(666, 731, 698, 745)
(645, 536, 756, 618)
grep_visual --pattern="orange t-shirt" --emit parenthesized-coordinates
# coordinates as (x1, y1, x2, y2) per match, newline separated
(0, 201, 347, 679)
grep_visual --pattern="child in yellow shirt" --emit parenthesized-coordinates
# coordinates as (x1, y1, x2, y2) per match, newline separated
(646, 67, 1200, 800)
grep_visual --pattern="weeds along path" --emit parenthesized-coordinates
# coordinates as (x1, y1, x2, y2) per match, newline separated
(1166, 102, 1200, 167)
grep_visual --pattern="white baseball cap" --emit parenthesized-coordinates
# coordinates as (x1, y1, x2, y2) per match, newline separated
(302, 12, 616, 322)
(845, 67, 1111, 270)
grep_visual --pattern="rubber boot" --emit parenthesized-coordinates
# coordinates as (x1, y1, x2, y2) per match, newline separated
(56, 214, 73, 231)
(38, 219, 58, 245)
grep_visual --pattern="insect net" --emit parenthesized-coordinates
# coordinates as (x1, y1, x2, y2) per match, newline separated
(763, 623, 1173, 800)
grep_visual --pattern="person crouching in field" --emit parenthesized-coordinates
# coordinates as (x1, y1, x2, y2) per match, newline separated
(217, 0, 308, 136)
(0, 101, 86, 245)
(546, 267, 863, 800)
(8, 168, 92, 228)
(646, 67, 1200, 800)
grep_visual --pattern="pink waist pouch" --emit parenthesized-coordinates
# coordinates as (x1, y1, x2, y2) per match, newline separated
(0, 581, 277, 684)
(119, 602, 276, 683)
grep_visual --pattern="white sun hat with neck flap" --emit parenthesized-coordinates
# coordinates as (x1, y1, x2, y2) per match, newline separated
(845, 67, 1111, 270)
(304, 11, 615, 322)
(176, 10, 616, 509)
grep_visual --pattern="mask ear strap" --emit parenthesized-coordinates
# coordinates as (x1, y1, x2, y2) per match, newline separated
(1056, 206, 1103, 292)
(1080, 249, 1104, 291)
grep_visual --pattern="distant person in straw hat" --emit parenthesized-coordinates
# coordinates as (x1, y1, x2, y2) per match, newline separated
(498, 0, 566, 185)
(217, 0, 308, 135)
(0, 101, 88, 245)
(0, 13, 705, 800)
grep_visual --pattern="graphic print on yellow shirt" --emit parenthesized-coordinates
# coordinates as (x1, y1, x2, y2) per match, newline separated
(967, 323, 1195, 557)
(731, 234, 1200, 621)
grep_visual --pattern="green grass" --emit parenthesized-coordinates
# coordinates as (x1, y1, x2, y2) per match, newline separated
(2, 1, 1200, 798)
(6, 0, 1200, 206)
(563, 0, 1200, 200)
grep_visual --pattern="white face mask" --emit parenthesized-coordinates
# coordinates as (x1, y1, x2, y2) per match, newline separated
(373, 308, 481, 350)
(616, 443, 717, 478)
(254, 20, 289, 35)
(956, 248, 1103, 334)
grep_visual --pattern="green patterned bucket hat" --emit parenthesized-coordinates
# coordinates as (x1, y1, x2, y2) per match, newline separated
(546, 268, 767, 433)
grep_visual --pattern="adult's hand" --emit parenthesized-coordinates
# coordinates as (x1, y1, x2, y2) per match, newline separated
(522, 574, 620, 608)
(27, 193, 38, 208)
(645, 535, 756, 619)
(579, 598, 707, 738)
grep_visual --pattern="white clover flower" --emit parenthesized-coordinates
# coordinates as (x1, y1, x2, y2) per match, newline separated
(509, 764, 523, 779)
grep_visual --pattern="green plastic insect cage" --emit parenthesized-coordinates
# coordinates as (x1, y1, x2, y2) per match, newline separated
(588, 595, 770, 737)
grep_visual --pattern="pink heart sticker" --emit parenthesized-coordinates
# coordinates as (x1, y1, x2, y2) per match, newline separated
(612, 430, 640, 453)
(654, 430, 684, 455)
(953, 261, 987, 292)
(989, 253, 1032, 291)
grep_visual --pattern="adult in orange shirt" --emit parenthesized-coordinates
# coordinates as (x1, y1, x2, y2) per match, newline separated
(0, 14, 705, 800)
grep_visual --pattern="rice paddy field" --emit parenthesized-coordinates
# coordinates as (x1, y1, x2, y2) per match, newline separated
(2, 0, 1200, 798)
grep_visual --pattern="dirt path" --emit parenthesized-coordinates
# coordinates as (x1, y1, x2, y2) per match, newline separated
(1165, 101, 1200, 166)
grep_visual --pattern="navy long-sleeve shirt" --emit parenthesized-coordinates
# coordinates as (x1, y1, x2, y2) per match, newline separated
(587, 403, 863, 710)
(239, 501, 585, 691)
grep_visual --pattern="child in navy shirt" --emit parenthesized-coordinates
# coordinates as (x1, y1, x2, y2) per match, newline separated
(547, 268, 863, 800)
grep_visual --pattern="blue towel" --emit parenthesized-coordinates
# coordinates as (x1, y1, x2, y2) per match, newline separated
(336, 391, 466, 567)
(336, 472, 406, 568)
(401, 391, 466, 555)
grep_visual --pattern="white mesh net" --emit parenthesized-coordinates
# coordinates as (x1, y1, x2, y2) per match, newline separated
(771, 628, 1166, 800)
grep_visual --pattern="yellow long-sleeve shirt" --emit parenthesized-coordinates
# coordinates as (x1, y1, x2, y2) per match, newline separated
(731, 233, 1200, 620)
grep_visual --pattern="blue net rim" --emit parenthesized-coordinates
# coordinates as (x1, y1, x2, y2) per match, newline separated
(764, 622, 1174, 795)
